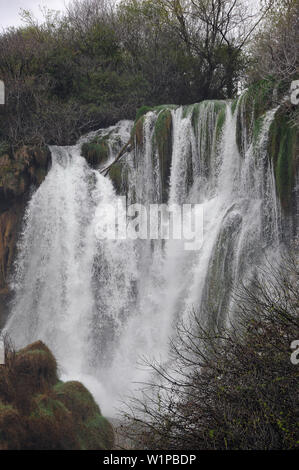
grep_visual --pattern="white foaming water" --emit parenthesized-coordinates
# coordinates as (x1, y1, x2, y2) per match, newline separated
(5, 102, 282, 416)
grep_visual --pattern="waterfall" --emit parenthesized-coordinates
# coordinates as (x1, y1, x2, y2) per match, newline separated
(4, 100, 282, 416)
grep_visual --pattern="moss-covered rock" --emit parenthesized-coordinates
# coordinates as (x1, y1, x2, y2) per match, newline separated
(134, 104, 177, 124)
(26, 393, 78, 450)
(235, 80, 298, 221)
(129, 105, 176, 201)
(244, 79, 278, 124)
(231, 97, 239, 115)
(81, 137, 109, 168)
(235, 78, 281, 156)
(135, 106, 154, 123)
(0, 341, 114, 450)
(201, 208, 243, 329)
(268, 107, 298, 213)
(54, 381, 114, 450)
(14, 341, 58, 393)
(108, 161, 128, 195)
(215, 107, 226, 142)
(133, 116, 145, 147)
(154, 109, 173, 202)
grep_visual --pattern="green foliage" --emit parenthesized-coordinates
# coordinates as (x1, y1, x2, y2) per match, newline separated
(54, 380, 114, 450)
(108, 161, 128, 195)
(244, 78, 276, 126)
(190, 103, 200, 130)
(0, 0, 257, 147)
(215, 107, 226, 141)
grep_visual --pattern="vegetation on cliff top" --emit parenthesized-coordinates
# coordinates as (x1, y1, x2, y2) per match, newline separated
(234, 77, 298, 213)
(1, 0, 296, 148)
(0, 340, 114, 450)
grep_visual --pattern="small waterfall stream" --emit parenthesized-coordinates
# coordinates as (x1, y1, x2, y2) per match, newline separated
(4, 99, 282, 415)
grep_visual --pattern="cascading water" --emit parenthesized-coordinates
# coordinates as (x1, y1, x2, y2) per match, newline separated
(4, 98, 283, 416)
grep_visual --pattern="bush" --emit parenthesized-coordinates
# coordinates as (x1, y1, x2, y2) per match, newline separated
(123, 249, 299, 450)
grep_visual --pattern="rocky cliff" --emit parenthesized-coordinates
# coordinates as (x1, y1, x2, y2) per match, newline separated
(0, 145, 50, 325)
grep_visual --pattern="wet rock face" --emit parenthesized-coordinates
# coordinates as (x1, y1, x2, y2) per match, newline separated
(0, 146, 51, 325)
(0, 202, 25, 326)
(0, 146, 51, 208)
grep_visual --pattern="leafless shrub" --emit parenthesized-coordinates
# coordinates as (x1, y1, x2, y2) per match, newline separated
(122, 246, 299, 450)
(249, 0, 299, 83)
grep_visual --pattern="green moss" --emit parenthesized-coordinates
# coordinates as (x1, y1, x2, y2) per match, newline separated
(215, 107, 226, 141)
(0, 401, 25, 450)
(80, 412, 114, 450)
(154, 109, 172, 139)
(14, 341, 58, 388)
(213, 101, 227, 114)
(247, 78, 276, 118)
(27, 393, 77, 450)
(191, 103, 200, 131)
(253, 116, 264, 142)
(135, 105, 154, 123)
(182, 104, 195, 118)
(30, 394, 69, 419)
(235, 79, 285, 156)
(154, 109, 173, 201)
(202, 210, 242, 329)
(54, 381, 114, 450)
(191, 100, 226, 140)
(81, 137, 109, 167)
(237, 78, 277, 147)
(132, 104, 178, 149)
(268, 108, 298, 212)
(0, 341, 114, 449)
(54, 380, 100, 420)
